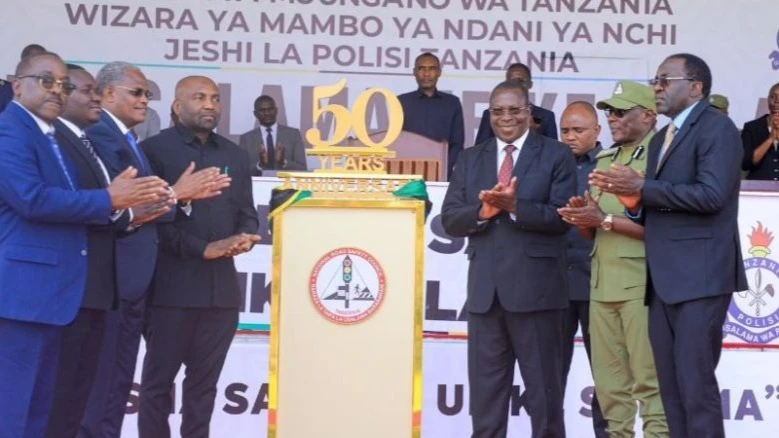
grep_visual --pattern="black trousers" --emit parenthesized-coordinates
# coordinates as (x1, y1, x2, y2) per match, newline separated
(45, 308, 107, 438)
(138, 306, 238, 438)
(561, 300, 608, 438)
(468, 299, 566, 438)
(648, 288, 731, 438)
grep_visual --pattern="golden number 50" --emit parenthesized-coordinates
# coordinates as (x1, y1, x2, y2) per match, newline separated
(305, 78, 404, 150)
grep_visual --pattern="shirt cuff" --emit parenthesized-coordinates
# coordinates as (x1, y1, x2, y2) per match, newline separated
(109, 209, 125, 223)
(509, 213, 517, 222)
(625, 207, 643, 220)
(126, 209, 139, 232)
(180, 203, 193, 216)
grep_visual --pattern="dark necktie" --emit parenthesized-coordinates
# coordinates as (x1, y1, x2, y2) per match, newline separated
(124, 131, 147, 172)
(498, 144, 517, 186)
(265, 127, 275, 169)
(80, 135, 108, 185)
(46, 132, 76, 190)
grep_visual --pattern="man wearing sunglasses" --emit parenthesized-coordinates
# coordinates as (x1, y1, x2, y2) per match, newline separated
(82, 61, 230, 437)
(591, 54, 746, 438)
(0, 52, 170, 438)
(45, 64, 168, 438)
(560, 81, 668, 437)
(442, 80, 575, 438)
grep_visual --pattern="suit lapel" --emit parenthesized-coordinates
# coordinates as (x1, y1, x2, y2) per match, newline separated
(656, 101, 708, 174)
(54, 120, 104, 187)
(100, 110, 150, 174)
(9, 104, 74, 189)
(477, 139, 498, 189)
(513, 132, 541, 184)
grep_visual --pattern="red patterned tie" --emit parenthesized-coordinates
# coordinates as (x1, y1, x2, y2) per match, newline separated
(498, 144, 517, 186)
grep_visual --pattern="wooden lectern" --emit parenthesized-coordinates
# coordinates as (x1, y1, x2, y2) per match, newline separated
(268, 173, 426, 438)
(369, 130, 449, 182)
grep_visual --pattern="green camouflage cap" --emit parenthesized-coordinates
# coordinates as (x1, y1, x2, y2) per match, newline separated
(596, 81, 657, 111)
(709, 94, 729, 110)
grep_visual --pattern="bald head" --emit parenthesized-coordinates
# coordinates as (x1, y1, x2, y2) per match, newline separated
(175, 76, 217, 99)
(173, 75, 221, 140)
(560, 101, 600, 157)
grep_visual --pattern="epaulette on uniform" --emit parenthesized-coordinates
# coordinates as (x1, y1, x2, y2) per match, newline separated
(595, 148, 619, 159)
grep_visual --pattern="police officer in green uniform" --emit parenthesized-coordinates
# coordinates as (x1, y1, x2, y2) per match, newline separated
(558, 81, 668, 437)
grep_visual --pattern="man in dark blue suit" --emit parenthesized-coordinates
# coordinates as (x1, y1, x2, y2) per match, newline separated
(442, 81, 576, 437)
(81, 61, 229, 437)
(474, 63, 558, 145)
(591, 53, 747, 438)
(0, 52, 168, 438)
(46, 64, 171, 438)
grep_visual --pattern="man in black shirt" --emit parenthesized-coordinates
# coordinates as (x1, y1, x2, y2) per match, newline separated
(138, 76, 260, 437)
(397, 52, 464, 179)
(558, 101, 608, 438)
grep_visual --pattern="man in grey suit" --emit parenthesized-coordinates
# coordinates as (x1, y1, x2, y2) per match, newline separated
(442, 80, 576, 438)
(591, 53, 747, 438)
(238, 95, 307, 175)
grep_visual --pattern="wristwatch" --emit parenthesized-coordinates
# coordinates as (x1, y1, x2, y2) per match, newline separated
(600, 214, 614, 231)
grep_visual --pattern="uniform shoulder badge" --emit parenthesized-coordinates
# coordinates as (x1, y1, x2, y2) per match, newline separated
(596, 148, 618, 159)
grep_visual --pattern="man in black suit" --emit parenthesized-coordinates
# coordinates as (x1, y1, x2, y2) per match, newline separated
(442, 81, 576, 438)
(82, 61, 229, 437)
(45, 64, 171, 438)
(138, 76, 260, 437)
(591, 53, 747, 438)
(741, 82, 779, 180)
(474, 63, 558, 145)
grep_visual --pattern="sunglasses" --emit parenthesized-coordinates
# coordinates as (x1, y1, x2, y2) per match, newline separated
(17, 74, 77, 95)
(648, 76, 696, 88)
(604, 107, 638, 118)
(488, 105, 530, 116)
(115, 85, 153, 99)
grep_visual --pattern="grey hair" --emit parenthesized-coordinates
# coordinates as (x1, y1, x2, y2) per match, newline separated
(95, 61, 139, 94)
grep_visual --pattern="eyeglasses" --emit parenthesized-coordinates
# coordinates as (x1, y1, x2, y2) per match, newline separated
(16, 75, 77, 95)
(604, 107, 639, 118)
(115, 85, 153, 99)
(488, 106, 529, 116)
(648, 76, 696, 88)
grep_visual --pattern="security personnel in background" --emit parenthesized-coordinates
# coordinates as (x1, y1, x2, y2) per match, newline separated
(1, 44, 47, 113)
(0, 78, 12, 113)
(709, 94, 729, 116)
(558, 81, 668, 438)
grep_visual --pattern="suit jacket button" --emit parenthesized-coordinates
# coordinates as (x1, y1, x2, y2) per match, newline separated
(81, 249, 87, 256)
